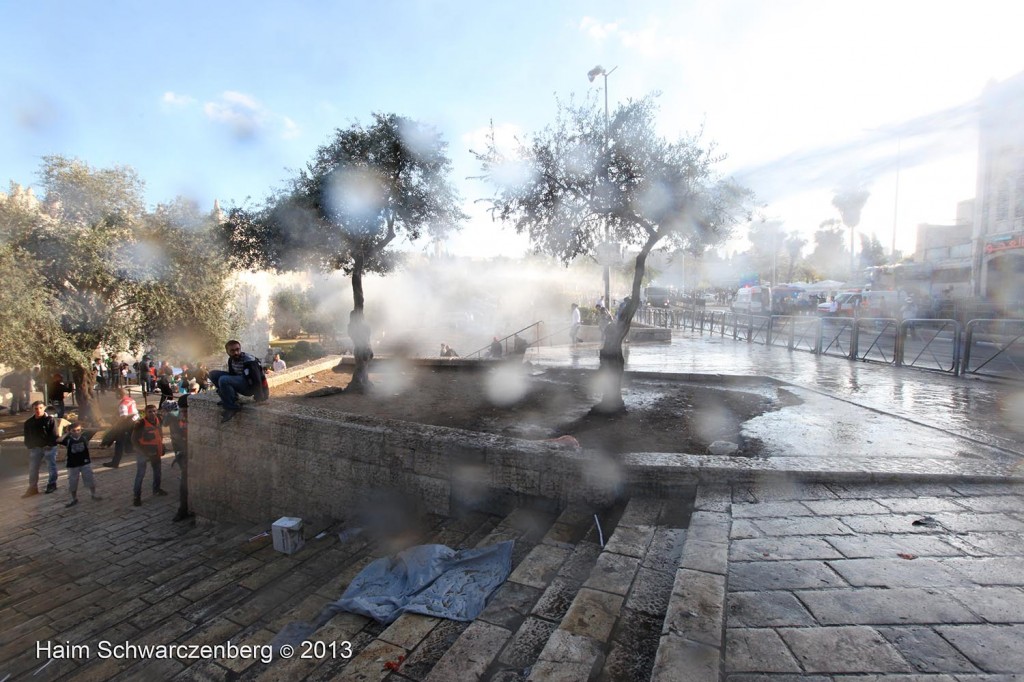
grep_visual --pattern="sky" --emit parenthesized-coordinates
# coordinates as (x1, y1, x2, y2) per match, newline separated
(3, 0, 1024, 261)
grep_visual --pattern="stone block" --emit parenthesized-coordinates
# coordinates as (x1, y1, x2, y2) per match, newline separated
(535, 627, 602, 665)
(725, 628, 801, 673)
(664, 568, 725, 646)
(726, 591, 816, 628)
(560, 587, 623, 641)
(583, 552, 641, 596)
(778, 625, 913, 673)
(649, 634, 719, 682)
(876, 625, 980, 673)
(797, 587, 982, 625)
(729, 560, 847, 592)
(824, 534, 963, 559)
(379, 613, 441, 650)
(509, 544, 572, 590)
(935, 624, 1024, 674)
(731, 501, 814, 519)
(425, 620, 511, 681)
(604, 524, 655, 559)
(828, 558, 972, 588)
(680, 539, 729, 575)
(731, 536, 844, 562)
(753, 516, 854, 537)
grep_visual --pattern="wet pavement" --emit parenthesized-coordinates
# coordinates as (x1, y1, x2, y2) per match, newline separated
(525, 330, 1024, 480)
(1, 341, 1022, 680)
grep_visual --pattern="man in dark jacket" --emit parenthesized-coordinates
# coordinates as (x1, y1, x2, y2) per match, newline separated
(208, 340, 268, 423)
(23, 401, 60, 496)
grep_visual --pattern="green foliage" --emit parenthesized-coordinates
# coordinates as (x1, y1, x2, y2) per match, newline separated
(859, 232, 887, 269)
(807, 220, 849, 281)
(0, 243, 80, 368)
(283, 340, 326, 364)
(0, 157, 236, 369)
(223, 113, 466, 307)
(474, 92, 751, 410)
(270, 286, 311, 339)
(475, 94, 751, 267)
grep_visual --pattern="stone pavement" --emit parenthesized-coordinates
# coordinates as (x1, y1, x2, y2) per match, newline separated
(0, 335, 1021, 680)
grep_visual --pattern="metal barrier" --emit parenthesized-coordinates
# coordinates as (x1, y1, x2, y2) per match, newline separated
(767, 315, 822, 353)
(856, 318, 899, 365)
(634, 308, 1021, 382)
(961, 319, 1024, 380)
(820, 317, 857, 360)
(896, 319, 962, 374)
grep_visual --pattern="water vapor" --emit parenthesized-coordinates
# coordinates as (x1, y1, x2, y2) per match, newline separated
(733, 97, 981, 203)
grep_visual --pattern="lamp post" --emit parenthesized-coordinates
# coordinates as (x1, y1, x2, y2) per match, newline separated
(588, 64, 617, 308)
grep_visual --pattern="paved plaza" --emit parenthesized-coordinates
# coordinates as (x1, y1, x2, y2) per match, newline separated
(0, 331, 1022, 680)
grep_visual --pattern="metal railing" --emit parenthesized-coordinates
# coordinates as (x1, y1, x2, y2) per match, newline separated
(634, 308, 997, 378)
(465, 321, 545, 359)
(961, 319, 1024, 380)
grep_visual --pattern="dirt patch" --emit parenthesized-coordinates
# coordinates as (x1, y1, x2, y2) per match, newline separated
(272, 363, 799, 456)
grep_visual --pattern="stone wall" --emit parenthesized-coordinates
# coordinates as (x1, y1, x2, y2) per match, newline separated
(187, 393, 627, 526)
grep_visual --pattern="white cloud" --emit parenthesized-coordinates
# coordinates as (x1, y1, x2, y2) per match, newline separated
(579, 16, 619, 41)
(203, 90, 300, 141)
(161, 91, 195, 107)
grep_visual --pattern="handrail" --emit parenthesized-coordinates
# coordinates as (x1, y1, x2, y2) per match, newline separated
(465, 321, 545, 359)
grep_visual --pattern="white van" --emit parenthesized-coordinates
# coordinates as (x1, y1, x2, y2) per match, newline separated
(731, 286, 767, 314)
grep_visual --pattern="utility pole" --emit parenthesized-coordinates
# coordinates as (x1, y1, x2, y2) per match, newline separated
(588, 65, 618, 307)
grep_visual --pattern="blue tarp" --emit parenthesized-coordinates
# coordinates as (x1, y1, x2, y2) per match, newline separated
(271, 540, 513, 654)
(336, 541, 514, 624)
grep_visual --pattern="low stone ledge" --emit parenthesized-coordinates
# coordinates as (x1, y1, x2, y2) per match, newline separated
(187, 384, 1023, 528)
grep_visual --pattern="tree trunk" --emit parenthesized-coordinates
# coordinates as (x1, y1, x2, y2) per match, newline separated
(334, 260, 374, 393)
(72, 365, 101, 425)
(592, 237, 656, 415)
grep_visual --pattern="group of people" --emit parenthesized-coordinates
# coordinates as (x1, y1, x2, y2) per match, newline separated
(18, 339, 270, 522)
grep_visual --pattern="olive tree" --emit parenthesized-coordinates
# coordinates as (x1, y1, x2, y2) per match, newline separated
(475, 94, 751, 412)
(0, 157, 237, 419)
(223, 113, 465, 393)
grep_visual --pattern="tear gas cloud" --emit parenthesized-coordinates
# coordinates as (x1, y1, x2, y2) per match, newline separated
(275, 255, 610, 360)
(731, 97, 982, 205)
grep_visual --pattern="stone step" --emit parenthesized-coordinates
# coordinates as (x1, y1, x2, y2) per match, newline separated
(529, 496, 693, 682)
(326, 505, 561, 681)
(423, 502, 613, 681)
(649, 483, 732, 682)
(204, 507, 499, 675)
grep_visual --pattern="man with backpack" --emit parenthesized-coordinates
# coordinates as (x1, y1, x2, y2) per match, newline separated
(208, 340, 269, 423)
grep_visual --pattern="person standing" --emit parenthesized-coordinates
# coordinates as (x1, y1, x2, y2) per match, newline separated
(92, 358, 107, 394)
(23, 401, 60, 496)
(570, 303, 582, 346)
(47, 372, 72, 419)
(130, 404, 167, 506)
(271, 353, 286, 372)
(102, 388, 139, 468)
(59, 423, 102, 507)
(170, 396, 192, 522)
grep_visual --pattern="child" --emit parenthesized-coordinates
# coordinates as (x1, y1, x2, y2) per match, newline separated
(59, 422, 102, 507)
(131, 404, 167, 506)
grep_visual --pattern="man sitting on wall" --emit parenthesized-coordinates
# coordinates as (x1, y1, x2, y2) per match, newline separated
(208, 340, 269, 424)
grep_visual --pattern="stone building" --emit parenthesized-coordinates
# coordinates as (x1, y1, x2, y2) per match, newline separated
(973, 71, 1024, 311)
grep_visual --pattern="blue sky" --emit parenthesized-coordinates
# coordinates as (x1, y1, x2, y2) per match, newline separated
(3, 0, 1024, 258)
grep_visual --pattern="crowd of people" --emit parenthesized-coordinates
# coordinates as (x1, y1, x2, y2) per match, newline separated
(13, 339, 270, 523)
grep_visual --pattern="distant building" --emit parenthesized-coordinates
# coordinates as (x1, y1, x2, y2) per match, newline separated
(913, 199, 973, 298)
(973, 71, 1024, 310)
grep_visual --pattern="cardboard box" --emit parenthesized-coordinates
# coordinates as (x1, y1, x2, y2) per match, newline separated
(271, 517, 304, 554)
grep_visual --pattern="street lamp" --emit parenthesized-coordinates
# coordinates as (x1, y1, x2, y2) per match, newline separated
(588, 64, 618, 308)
